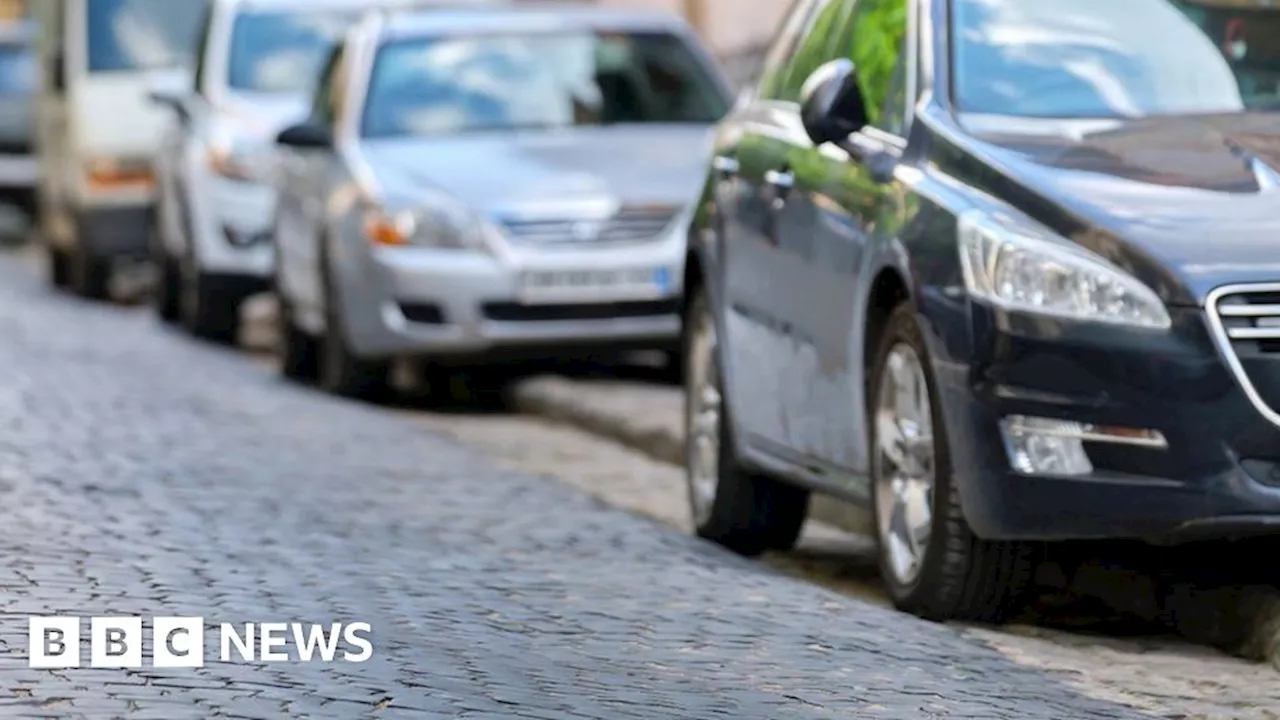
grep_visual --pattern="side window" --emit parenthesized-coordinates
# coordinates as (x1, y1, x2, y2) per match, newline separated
(844, 0, 908, 134)
(191, 3, 214, 96)
(310, 45, 345, 127)
(771, 0, 855, 103)
(756, 0, 823, 101)
(765, 0, 909, 133)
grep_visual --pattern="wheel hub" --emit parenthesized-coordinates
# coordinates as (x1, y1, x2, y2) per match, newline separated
(685, 302, 721, 527)
(874, 343, 936, 587)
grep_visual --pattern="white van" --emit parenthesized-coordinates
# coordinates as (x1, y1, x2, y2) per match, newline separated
(32, 0, 206, 298)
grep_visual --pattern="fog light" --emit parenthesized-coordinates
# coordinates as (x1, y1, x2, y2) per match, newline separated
(999, 415, 1167, 476)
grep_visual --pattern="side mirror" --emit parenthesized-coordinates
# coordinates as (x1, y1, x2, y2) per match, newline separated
(147, 73, 191, 122)
(276, 122, 331, 149)
(799, 58, 869, 147)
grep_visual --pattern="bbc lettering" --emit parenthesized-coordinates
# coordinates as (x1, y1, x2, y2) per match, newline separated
(28, 617, 373, 668)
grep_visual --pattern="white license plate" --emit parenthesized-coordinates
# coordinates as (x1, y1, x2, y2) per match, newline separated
(520, 266, 672, 301)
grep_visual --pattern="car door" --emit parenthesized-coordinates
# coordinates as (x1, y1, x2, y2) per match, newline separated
(276, 44, 345, 323)
(778, 0, 914, 492)
(718, 0, 827, 455)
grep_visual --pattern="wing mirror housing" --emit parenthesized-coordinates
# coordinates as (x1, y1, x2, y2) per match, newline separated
(276, 122, 332, 149)
(799, 58, 869, 147)
(799, 59, 896, 182)
(146, 72, 192, 123)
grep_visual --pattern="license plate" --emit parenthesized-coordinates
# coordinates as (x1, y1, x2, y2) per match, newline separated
(520, 266, 672, 301)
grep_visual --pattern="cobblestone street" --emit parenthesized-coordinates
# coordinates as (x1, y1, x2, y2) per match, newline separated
(0, 251, 1162, 717)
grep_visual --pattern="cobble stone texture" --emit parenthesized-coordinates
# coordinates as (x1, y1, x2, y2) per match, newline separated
(0, 252, 1143, 718)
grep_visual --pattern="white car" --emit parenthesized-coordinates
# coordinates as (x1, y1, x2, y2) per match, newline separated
(149, 0, 371, 341)
(271, 4, 730, 398)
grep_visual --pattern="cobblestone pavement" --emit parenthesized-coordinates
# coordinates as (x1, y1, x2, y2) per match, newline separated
(0, 254, 1154, 718)
(413, 410, 1280, 720)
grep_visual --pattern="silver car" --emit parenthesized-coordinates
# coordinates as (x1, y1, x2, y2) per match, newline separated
(271, 3, 732, 398)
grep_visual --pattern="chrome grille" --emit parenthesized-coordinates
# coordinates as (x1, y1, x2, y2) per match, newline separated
(1205, 283, 1280, 427)
(500, 207, 678, 247)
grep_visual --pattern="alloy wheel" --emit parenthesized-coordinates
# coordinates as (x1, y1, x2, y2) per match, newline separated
(684, 299, 722, 527)
(873, 343, 937, 588)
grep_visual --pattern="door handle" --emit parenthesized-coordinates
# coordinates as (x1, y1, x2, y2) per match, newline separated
(712, 155, 739, 179)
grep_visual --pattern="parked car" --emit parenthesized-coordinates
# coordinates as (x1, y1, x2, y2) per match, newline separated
(0, 19, 37, 221)
(32, 0, 206, 299)
(148, 0, 378, 342)
(271, 4, 731, 398)
(682, 0, 1280, 623)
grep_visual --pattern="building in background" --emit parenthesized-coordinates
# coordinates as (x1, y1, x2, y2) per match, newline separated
(0, 0, 24, 21)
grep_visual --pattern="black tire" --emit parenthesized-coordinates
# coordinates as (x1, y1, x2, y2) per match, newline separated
(318, 265, 389, 401)
(683, 284, 808, 556)
(47, 244, 69, 288)
(276, 286, 319, 383)
(179, 253, 241, 343)
(152, 234, 181, 324)
(69, 242, 110, 300)
(869, 303, 1036, 623)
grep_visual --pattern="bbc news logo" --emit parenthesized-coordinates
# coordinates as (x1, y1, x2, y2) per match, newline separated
(28, 617, 372, 668)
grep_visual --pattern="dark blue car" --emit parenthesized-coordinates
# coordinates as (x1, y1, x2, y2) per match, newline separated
(681, 0, 1280, 622)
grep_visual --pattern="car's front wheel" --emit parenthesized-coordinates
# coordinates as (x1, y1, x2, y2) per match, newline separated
(870, 303, 1036, 623)
(179, 251, 240, 343)
(318, 266, 389, 401)
(151, 224, 180, 323)
(683, 284, 808, 556)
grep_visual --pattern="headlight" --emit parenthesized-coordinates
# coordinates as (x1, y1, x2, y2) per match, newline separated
(957, 210, 1171, 329)
(206, 142, 273, 182)
(362, 202, 482, 249)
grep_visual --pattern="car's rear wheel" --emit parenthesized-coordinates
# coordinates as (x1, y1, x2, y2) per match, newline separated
(276, 284, 319, 383)
(683, 284, 808, 555)
(870, 303, 1035, 623)
(319, 266, 389, 401)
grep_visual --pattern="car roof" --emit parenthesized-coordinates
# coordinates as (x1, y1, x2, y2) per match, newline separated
(380, 2, 693, 41)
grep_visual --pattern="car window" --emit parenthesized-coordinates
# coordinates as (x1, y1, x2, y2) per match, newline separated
(760, 0, 909, 134)
(226, 10, 355, 95)
(86, 0, 207, 73)
(756, 0, 824, 100)
(360, 31, 729, 138)
(952, 0, 1280, 118)
(191, 3, 213, 95)
(310, 46, 345, 127)
(845, 0, 909, 133)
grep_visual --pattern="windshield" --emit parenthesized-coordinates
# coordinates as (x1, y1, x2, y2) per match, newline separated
(227, 10, 355, 94)
(0, 45, 32, 94)
(360, 31, 728, 138)
(951, 0, 1280, 118)
(87, 0, 206, 73)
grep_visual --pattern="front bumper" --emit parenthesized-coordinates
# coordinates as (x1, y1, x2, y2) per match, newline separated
(186, 170, 275, 278)
(332, 237, 684, 361)
(931, 302, 1280, 543)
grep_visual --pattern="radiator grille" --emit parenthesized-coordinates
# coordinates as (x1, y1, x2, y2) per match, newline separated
(500, 207, 678, 247)
(1206, 283, 1280, 427)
